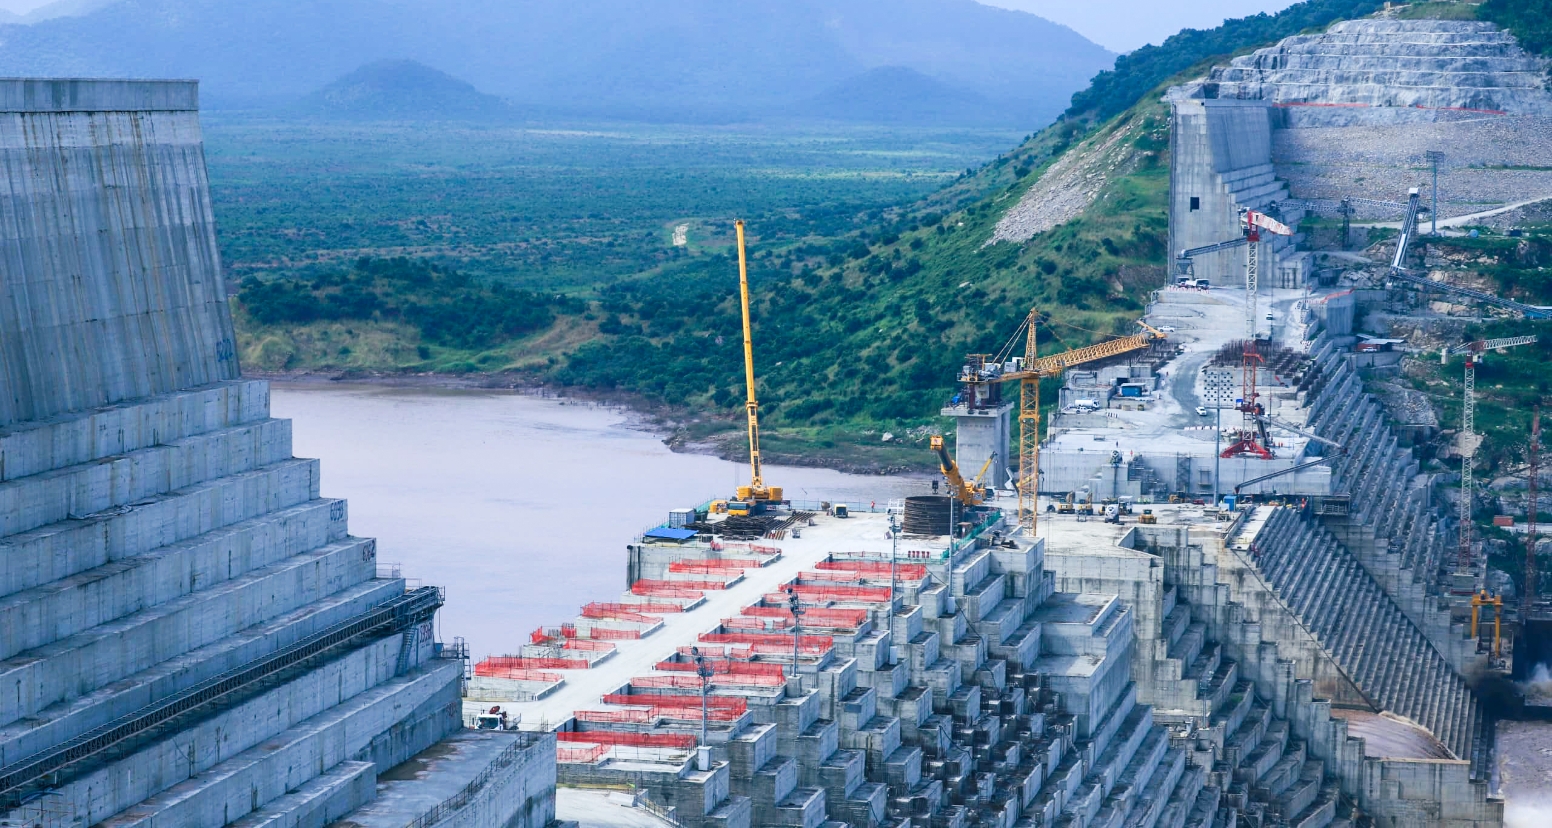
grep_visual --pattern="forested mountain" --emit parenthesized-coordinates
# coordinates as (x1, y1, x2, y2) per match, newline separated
(0, 0, 1113, 124)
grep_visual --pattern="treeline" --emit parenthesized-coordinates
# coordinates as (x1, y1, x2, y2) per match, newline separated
(239, 257, 581, 349)
(1481, 0, 1552, 55)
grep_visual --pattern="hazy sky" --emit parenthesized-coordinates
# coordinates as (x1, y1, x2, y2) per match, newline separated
(976, 0, 1303, 52)
(0, 0, 1303, 53)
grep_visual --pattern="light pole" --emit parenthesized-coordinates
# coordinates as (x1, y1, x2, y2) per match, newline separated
(785, 587, 804, 682)
(690, 646, 714, 749)
(889, 510, 900, 603)
(1425, 150, 1444, 236)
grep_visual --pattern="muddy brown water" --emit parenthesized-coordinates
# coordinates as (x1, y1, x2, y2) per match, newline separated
(271, 383, 923, 659)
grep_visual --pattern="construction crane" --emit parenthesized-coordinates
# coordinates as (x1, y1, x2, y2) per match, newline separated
(1441, 335, 1538, 572)
(1273, 195, 1422, 249)
(1527, 408, 1542, 621)
(930, 436, 994, 507)
(732, 221, 781, 505)
(1175, 207, 1294, 342)
(1231, 414, 1348, 496)
(952, 309, 1167, 533)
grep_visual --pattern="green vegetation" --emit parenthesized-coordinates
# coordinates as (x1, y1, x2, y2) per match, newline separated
(1479, 0, 1552, 55)
(1065, 0, 1387, 123)
(1396, 2, 1482, 21)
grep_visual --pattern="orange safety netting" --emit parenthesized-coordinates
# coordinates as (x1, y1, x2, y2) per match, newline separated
(557, 730, 697, 749)
(815, 560, 928, 580)
(774, 584, 893, 604)
(476, 656, 590, 675)
(557, 744, 609, 764)
(630, 582, 708, 598)
(669, 559, 751, 572)
(634, 672, 785, 688)
(586, 601, 682, 617)
(700, 632, 833, 649)
(474, 668, 562, 683)
(575, 708, 657, 724)
(633, 578, 728, 592)
(580, 605, 654, 624)
(656, 658, 787, 678)
(605, 693, 748, 713)
(562, 639, 618, 653)
(582, 627, 644, 640)
(741, 606, 869, 627)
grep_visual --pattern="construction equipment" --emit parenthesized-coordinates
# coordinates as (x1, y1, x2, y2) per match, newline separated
(732, 220, 781, 505)
(930, 435, 992, 507)
(1442, 335, 1538, 572)
(1056, 493, 1076, 515)
(1175, 208, 1294, 342)
(1471, 590, 1503, 658)
(1527, 408, 1541, 622)
(1178, 210, 1293, 461)
(952, 309, 1167, 534)
(1139, 509, 1157, 525)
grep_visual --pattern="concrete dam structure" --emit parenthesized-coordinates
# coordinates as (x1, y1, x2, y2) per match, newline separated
(0, 79, 556, 828)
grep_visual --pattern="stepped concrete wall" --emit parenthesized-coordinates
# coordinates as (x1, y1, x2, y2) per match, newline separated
(0, 79, 237, 427)
(0, 79, 552, 828)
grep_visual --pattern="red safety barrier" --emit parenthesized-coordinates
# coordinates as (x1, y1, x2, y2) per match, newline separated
(700, 632, 833, 649)
(669, 559, 750, 572)
(581, 606, 654, 624)
(476, 657, 590, 675)
(557, 744, 610, 764)
(630, 581, 708, 598)
(562, 639, 618, 653)
(742, 606, 869, 627)
(580, 627, 644, 640)
(645, 578, 728, 591)
(557, 731, 697, 750)
(815, 560, 928, 580)
(586, 602, 682, 617)
(635, 672, 785, 689)
(777, 584, 893, 604)
(605, 693, 747, 712)
(657, 658, 786, 678)
(576, 708, 656, 724)
(474, 668, 562, 683)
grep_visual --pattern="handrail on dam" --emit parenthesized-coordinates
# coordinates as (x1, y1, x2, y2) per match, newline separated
(0, 586, 445, 808)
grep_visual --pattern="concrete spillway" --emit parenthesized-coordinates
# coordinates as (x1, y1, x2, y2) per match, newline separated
(0, 79, 555, 828)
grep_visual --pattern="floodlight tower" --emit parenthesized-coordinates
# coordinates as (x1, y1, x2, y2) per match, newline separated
(1425, 150, 1445, 236)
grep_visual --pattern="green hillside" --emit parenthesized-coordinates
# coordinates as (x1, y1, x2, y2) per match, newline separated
(236, 0, 1473, 470)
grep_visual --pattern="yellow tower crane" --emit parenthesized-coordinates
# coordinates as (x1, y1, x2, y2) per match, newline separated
(954, 309, 1166, 534)
(733, 221, 781, 505)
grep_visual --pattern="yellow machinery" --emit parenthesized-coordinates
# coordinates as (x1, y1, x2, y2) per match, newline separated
(956, 308, 1166, 534)
(930, 436, 994, 507)
(1471, 589, 1503, 658)
(1139, 509, 1157, 525)
(733, 221, 782, 504)
(1056, 493, 1075, 515)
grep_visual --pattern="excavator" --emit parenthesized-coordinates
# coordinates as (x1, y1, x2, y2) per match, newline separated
(930, 436, 994, 507)
(953, 308, 1167, 533)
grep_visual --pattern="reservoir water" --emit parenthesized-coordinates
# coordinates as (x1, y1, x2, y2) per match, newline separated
(270, 383, 922, 660)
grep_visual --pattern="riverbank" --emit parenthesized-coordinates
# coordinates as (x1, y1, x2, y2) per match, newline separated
(244, 369, 939, 476)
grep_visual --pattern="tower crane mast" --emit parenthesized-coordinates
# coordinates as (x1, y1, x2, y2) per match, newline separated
(953, 310, 1167, 534)
(1442, 335, 1537, 572)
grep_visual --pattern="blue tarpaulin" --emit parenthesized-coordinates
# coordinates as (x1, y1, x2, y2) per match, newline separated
(643, 527, 698, 541)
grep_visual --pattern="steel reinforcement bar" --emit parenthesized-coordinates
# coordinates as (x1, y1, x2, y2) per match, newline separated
(0, 586, 444, 807)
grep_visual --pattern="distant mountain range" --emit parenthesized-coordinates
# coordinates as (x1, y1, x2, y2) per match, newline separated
(0, 0, 1116, 126)
(298, 60, 514, 122)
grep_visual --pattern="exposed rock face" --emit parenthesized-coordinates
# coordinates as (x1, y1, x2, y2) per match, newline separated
(1202, 20, 1552, 119)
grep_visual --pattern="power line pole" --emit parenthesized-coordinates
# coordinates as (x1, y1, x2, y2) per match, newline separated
(785, 587, 804, 683)
(1426, 150, 1444, 236)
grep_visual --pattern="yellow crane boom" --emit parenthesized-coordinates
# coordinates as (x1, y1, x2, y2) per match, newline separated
(930, 435, 992, 507)
(958, 309, 1166, 534)
(734, 221, 780, 504)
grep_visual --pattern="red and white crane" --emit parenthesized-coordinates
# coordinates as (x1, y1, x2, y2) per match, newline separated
(1177, 208, 1295, 459)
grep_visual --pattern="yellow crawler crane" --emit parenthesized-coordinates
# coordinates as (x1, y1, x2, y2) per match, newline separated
(733, 220, 781, 504)
(930, 435, 994, 507)
(955, 309, 1166, 534)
